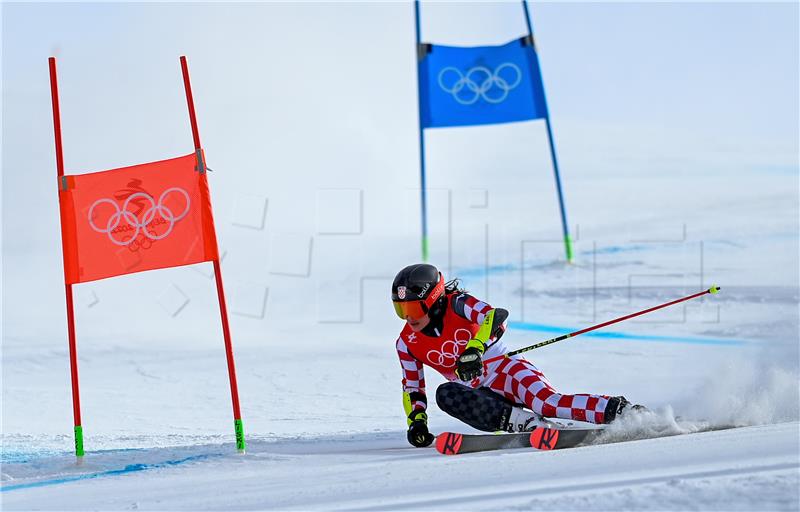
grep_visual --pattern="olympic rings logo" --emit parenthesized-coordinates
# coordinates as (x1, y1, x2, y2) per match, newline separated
(88, 188, 191, 247)
(438, 62, 522, 105)
(427, 328, 472, 368)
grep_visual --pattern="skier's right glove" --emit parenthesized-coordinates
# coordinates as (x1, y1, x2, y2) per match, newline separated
(456, 346, 484, 381)
(406, 410, 435, 448)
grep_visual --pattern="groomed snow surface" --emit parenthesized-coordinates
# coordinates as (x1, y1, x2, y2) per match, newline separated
(3, 278, 799, 511)
(3, 2, 799, 510)
(2, 423, 798, 511)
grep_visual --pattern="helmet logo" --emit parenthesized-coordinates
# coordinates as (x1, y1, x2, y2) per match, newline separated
(418, 283, 430, 298)
(429, 283, 443, 302)
(398, 286, 407, 299)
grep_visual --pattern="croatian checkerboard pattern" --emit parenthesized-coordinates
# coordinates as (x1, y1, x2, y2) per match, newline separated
(487, 358, 610, 424)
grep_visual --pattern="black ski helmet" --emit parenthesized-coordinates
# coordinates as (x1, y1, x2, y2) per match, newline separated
(391, 263, 445, 319)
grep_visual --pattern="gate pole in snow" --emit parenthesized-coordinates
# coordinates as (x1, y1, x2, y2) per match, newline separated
(414, 0, 430, 262)
(49, 57, 85, 458)
(522, 0, 574, 263)
(180, 56, 246, 454)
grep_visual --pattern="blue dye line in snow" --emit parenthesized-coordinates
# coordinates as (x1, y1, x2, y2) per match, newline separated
(2, 450, 66, 464)
(0, 446, 146, 465)
(580, 244, 649, 256)
(508, 321, 749, 346)
(455, 263, 517, 278)
(0, 453, 216, 493)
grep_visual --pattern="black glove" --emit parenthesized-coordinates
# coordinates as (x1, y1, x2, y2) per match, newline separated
(455, 346, 483, 381)
(406, 410, 435, 447)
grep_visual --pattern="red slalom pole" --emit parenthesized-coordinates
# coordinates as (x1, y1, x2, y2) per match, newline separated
(49, 57, 85, 458)
(180, 56, 202, 150)
(485, 286, 721, 365)
(180, 56, 246, 453)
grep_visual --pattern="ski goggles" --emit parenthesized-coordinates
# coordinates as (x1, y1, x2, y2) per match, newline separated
(392, 300, 429, 320)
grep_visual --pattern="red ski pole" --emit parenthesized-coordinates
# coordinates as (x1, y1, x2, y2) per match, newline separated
(484, 285, 721, 365)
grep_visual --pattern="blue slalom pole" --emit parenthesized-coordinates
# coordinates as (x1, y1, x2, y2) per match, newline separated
(522, 0, 574, 263)
(414, 0, 429, 261)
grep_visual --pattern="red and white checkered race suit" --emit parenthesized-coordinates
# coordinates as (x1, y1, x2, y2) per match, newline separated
(396, 292, 611, 424)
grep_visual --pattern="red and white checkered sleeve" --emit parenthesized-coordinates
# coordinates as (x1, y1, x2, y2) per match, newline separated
(396, 336, 427, 411)
(451, 293, 494, 325)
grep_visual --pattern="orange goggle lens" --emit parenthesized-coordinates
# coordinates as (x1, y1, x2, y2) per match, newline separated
(393, 300, 427, 320)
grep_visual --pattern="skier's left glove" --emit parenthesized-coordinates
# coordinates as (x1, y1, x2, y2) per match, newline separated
(456, 346, 484, 381)
(406, 410, 435, 448)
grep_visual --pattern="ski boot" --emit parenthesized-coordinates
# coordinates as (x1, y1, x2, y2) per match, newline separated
(603, 396, 648, 423)
(505, 406, 553, 433)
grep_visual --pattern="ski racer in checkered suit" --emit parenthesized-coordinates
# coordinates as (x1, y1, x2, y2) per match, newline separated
(393, 263, 640, 448)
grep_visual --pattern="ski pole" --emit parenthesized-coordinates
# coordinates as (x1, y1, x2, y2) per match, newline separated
(484, 285, 720, 365)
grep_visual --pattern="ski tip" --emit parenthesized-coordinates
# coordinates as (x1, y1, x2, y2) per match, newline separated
(709, 285, 720, 294)
(435, 432, 463, 455)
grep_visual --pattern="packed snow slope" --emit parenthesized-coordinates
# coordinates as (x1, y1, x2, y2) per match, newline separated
(2, 2, 799, 511)
(2, 423, 798, 511)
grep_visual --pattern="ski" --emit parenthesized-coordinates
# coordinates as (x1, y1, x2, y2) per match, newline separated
(436, 426, 600, 455)
(435, 421, 743, 455)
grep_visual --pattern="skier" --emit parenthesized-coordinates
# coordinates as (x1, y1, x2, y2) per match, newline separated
(392, 263, 639, 448)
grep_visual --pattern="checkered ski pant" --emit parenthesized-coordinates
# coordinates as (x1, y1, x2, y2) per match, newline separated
(486, 357, 611, 424)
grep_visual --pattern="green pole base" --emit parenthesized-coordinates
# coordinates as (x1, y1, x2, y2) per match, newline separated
(74, 425, 84, 457)
(421, 236, 429, 262)
(234, 418, 246, 454)
(564, 235, 574, 264)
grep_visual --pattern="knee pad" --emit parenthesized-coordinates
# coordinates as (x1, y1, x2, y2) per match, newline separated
(435, 382, 513, 432)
